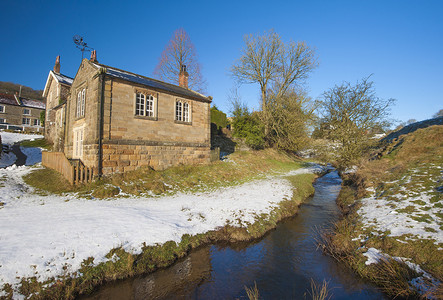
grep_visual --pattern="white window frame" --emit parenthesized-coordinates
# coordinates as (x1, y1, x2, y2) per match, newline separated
(22, 117, 31, 125)
(0, 118, 6, 124)
(73, 127, 84, 159)
(23, 108, 31, 115)
(33, 119, 40, 126)
(175, 99, 191, 123)
(135, 92, 156, 118)
(76, 88, 85, 118)
(0, 105, 4, 113)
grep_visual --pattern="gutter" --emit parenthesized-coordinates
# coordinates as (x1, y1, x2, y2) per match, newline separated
(97, 68, 106, 178)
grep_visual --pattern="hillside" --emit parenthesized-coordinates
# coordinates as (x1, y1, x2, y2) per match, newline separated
(322, 124, 443, 299)
(0, 81, 43, 100)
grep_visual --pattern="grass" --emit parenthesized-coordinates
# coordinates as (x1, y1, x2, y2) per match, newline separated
(245, 282, 260, 300)
(23, 149, 308, 198)
(319, 125, 443, 299)
(20, 138, 51, 150)
(307, 279, 332, 300)
(3, 149, 321, 299)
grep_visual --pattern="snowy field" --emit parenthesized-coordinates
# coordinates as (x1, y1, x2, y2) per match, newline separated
(0, 131, 44, 168)
(357, 163, 443, 297)
(1, 131, 43, 146)
(0, 157, 324, 294)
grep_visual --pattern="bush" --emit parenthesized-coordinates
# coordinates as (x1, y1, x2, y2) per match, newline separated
(232, 111, 265, 150)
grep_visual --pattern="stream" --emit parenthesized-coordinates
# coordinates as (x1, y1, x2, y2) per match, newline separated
(81, 171, 386, 299)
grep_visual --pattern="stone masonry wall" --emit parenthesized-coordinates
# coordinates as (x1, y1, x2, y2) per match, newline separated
(99, 77, 211, 174)
(64, 59, 101, 170)
(101, 143, 210, 174)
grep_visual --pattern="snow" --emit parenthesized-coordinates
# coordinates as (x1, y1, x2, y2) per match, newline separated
(1, 132, 44, 169)
(21, 147, 42, 166)
(0, 162, 325, 294)
(1, 131, 43, 146)
(363, 247, 441, 299)
(0, 151, 16, 168)
(358, 193, 442, 245)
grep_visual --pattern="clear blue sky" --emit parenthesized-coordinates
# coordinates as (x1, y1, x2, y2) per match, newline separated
(1, 0, 442, 124)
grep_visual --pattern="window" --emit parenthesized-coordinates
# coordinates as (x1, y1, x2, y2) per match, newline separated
(22, 118, 31, 125)
(0, 118, 6, 124)
(135, 92, 156, 117)
(23, 108, 31, 115)
(33, 119, 40, 126)
(76, 88, 85, 118)
(73, 127, 84, 158)
(175, 100, 191, 123)
(0, 105, 4, 113)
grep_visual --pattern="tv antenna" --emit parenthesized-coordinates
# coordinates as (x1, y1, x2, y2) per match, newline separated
(73, 35, 93, 59)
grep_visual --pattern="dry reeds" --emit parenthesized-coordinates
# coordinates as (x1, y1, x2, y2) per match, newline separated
(245, 281, 260, 300)
(307, 279, 332, 300)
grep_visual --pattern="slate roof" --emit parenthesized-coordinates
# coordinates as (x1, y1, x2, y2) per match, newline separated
(52, 72, 74, 85)
(21, 98, 46, 109)
(0, 93, 20, 106)
(0, 93, 45, 109)
(91, 62, 211, 103)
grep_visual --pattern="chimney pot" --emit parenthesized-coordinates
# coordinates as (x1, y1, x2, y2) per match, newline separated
(179, 64, 189, 88)
(90, 50, 98, 63)
(54, 55, 61, 73)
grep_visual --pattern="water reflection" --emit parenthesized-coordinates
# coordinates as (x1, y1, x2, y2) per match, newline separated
(81, 172, 386, 299)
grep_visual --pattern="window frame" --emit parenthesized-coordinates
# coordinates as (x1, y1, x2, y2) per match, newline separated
(0, 118, 6, 124)
(134, 91, 157, 120)
(22, 117, 31, 125)
(0, 105, 4, 113)
(33, 119, 41, 126)
(174, 99, 192, 124)
(23, 108, 31, 115)
(76, 88, 86, 118)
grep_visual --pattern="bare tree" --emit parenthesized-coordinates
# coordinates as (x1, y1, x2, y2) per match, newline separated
(153, 28, 207, 93)
(231, 30, 317, 112)
(319, 77, 395, 167)
(266, 88, 316, 151)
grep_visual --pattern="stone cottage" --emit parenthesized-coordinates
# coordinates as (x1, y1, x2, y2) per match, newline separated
(0, 92, 45, 132)
(43, 52, 212, 177)
(43, 56, 73, 151)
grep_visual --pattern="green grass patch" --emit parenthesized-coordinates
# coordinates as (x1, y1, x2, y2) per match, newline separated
(24, 149, 308, 198)
(410, 214, 433, 223)
(396, 205, 417, 214)
(23, 168, 75, 194)
(20, 138, 51, 150)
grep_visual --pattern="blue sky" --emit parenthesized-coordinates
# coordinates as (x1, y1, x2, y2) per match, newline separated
(1, 0, 441, 124)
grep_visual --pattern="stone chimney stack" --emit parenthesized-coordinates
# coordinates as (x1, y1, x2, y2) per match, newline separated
(179, 64, 189, 88)
(54, 55, 61, 73)
(90, 50, 98, 63)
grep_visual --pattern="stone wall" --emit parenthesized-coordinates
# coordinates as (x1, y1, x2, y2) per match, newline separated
(44, 75, 70, 145)
(64, 59, 101, 169)
(101, 142, 210, 174)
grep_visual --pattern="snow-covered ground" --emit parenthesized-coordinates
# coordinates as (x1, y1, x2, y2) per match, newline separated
(1, 131, 43, 146)
(0, 160, 324, 295)
(357, 164, 443, 297)
(0, 131, 44, 168)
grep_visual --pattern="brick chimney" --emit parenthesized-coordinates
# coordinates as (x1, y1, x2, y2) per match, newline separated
(90, 50, 98, 63)
(54, 55, 60, 73)
(179, 64, 189, 88)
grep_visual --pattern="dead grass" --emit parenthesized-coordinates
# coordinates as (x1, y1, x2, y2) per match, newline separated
(245, 281, 260, 300)
(307, 279, 332, 300)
